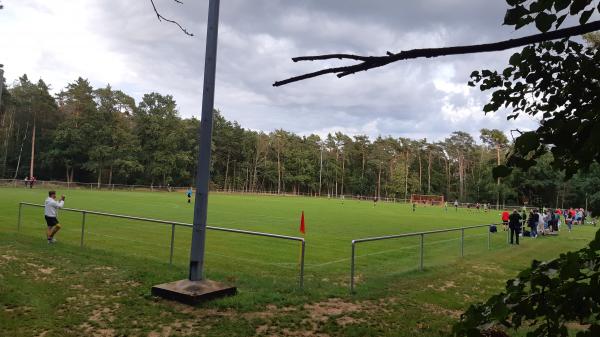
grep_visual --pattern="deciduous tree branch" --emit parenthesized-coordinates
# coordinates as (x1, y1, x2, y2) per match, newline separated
(149, 0, 193, 36)
(273, 20, 600, 87)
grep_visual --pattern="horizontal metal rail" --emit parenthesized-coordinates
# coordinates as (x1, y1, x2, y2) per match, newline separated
(350, 223, 502, 293)
(352, 224, 496, 244)
(18, 202, 306, 288)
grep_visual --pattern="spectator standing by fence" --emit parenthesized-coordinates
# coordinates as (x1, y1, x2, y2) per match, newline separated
(538, 211, 546, 236)
(527, 209, 537, 238)
(501, 209, 510, 231)
(509, 209, 523, 245)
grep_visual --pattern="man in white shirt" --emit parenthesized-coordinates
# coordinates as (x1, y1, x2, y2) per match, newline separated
(45, 191, 65, 244)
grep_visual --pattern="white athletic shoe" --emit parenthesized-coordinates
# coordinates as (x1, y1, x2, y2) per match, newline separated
(47, 238, 56, 244)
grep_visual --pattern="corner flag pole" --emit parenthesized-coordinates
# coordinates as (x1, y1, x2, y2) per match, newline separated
(189, 0, 220, 282)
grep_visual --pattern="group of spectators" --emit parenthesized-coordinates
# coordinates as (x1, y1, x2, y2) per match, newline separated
(501, 207, 587, 245)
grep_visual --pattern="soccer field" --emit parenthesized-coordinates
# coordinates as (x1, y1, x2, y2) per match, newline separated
(0, 187, 595, 298)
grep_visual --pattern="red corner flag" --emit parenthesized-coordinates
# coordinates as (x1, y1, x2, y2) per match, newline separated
(299, 211, 305, 235)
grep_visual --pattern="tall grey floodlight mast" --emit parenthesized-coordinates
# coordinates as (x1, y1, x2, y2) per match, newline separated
(151, 0, 236, 304)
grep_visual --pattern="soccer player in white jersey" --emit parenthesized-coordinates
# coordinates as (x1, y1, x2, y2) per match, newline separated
(44, 191, 65, 244)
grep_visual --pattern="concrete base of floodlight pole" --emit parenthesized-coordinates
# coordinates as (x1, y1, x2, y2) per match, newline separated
(151, 279, 236, 305)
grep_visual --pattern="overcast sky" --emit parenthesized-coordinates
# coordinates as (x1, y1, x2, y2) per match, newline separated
(1, 0, 542, 142)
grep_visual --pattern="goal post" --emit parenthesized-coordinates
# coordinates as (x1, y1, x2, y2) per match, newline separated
(410, 194, 445, 206)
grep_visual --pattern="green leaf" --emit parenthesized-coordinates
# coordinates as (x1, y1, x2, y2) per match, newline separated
(493, 165, 513, 179)
(515, 132, 540, 153)
(509, 52, 522, 66)
(571, 0, 592, 15)
(554, 0, 571, 11)
(504, 5, 530, 25)
(555, 14, 568, 28)
(580, 8, 595, 24)
(535, 12, 556, 32)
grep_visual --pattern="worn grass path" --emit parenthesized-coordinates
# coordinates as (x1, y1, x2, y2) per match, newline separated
(0, 187, 596, 336)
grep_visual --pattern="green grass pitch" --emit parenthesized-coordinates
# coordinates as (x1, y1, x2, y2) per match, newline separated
(1, 187, 594, 296)
(1, 187, 598, 336)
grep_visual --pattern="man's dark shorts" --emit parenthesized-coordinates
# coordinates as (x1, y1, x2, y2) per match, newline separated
(45, 216, 59, 227)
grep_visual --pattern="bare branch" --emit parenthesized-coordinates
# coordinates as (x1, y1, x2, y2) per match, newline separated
(274, 20, 600, 87)
(292, 54, 374, 62)
(149, 0, 193, 37)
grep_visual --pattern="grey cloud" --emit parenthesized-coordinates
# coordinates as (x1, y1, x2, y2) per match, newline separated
(4, 0, 540, 143)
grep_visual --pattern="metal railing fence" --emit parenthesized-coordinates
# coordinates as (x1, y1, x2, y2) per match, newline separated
(349, 223, 500, 293)
(17, 202, 306, 288)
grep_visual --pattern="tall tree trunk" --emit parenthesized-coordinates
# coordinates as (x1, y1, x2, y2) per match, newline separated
(561, 182, 566, 209)
(97, 168, 102, 189)
(1, 108, 14, 178)
(108, 165, 113, 185)
(377, 162, 382, 199)
(341, 152, 345, 195)
(245, 167, 249, 192)
(458, 154, 465, 200)
(445, 159, 451, 198)
(427, 150, 432, 194)
(277, 149, 281, 194)
(334, 151, 339, 196)
(418, 151, 422, 193)
(361, 150, 365, 179)
(232, 162, 236, 191)
(404, 150, 409, 200)
(29, 119, 36, 179)
(13, 121, 28, 180)
(496, 144, 501, 209)
(224, 153, 230, 191)
(252, 152, 259, 192)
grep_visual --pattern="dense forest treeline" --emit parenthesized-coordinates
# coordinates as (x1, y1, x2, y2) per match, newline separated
(0, 75, 599, 212)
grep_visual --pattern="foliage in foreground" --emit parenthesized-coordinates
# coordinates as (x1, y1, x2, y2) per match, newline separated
(471, 0, 600, 179)
(454, 228, 600, 337)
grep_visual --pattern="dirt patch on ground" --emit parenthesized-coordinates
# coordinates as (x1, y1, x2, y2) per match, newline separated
(39, 267, 55, 275)
(336, 316, 365, 326)
(421, 303, 462, 319)
(79, 323, 116, 337)
(472, 264, 503, 273)
(148, 320, 196, 337)
(304, 298, 365, 322)
(250, 299, 378, 336)
(1, 254, 18, 261)
(427, 280, 457, 292)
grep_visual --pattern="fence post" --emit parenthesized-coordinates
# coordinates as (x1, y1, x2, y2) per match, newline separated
(299, 240, 305, 289)
(419, 233, 424, 271)
(169, 224, 175, 265)
(460, 228, 465, 257)
(488, 225, 491, 250)
(80, 212, 86, 248)
(350, 241, 356, 293)
(17, 203, 22, 232)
